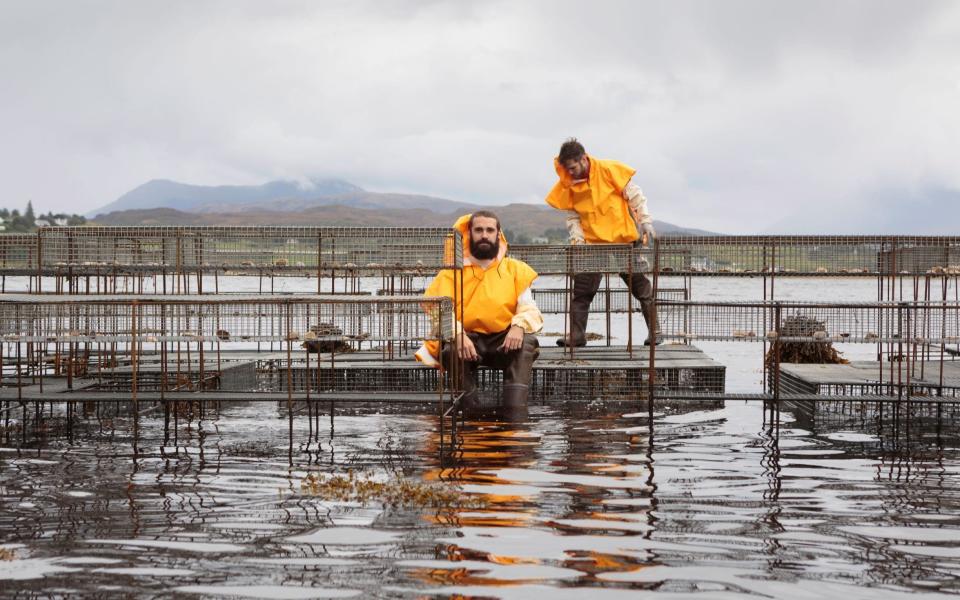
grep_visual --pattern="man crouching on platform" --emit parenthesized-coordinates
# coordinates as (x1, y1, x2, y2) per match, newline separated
(416, 211, 543, 417)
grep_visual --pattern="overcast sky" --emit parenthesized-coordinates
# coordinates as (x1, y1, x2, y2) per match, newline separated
(3, 0, 959, 233)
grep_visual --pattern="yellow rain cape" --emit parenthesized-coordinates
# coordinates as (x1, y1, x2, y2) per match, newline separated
(545, 155, 640, 244)
(416, 214, 538, 366)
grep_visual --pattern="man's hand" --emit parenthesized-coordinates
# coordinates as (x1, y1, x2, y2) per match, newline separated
(498, 325, 525, 352)
(458, 333, 479, 361)
(640, 222, 657, 246)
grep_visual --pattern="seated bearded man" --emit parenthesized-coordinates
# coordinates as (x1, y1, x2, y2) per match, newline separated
(416, 211, 543, 416)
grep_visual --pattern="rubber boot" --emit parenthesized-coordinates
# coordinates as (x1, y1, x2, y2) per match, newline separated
(640, 300, 661, 346)
(557, 273, 601, 347)
(500, 383, 529, 421)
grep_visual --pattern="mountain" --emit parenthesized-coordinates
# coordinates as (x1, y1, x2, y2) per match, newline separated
(91, 205, 711, 239)
(89, 177, 475, 217)
(90, 177, 718, 238)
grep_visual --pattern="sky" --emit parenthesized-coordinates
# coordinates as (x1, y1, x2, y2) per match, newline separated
(2, 0, 959, 233)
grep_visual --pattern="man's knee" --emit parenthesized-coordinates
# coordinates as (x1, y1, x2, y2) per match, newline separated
(522, 333, 540, 354)
(621, 272, 653, 301)
(572, 273, 603, 310)
(573, 273, 603, 293)
(506, 334, 539, 380)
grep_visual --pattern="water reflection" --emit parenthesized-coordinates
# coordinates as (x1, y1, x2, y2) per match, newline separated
(1, 400, 959, 597)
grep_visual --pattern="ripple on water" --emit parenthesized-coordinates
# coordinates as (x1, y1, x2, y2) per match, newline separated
(3, 390, 960, 597)
(0, 558, 81, 580)
(86, 539, 247, 553)
(93, 567, 195, 576)
(285, 527, 402, 545)
(840, 525, 960, 543)
(175, 585, 361, 599)
(400, 558, 582, 582)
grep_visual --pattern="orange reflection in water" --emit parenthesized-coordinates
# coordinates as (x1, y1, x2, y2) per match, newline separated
(411, 412, 659, 587)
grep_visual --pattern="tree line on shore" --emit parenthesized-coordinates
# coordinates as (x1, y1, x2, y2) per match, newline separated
(0, 201, 87, 233)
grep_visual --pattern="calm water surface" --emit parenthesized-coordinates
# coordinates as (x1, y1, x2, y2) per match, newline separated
(2, 276, 959, 598)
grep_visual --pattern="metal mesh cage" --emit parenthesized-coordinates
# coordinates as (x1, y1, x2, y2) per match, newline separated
(509, 244, 638, 274)
(656, 236, 960, 276)
(658, 300, 960, 343)
(0, 294, 454, 343)
(0, 234, 38, 272)
(10, 232, 960, 278)
(34, 226, 462, 273)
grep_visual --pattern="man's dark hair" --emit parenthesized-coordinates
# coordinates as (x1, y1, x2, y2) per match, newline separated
(468, 210, 501, 232)
(558, 138, 586, 163)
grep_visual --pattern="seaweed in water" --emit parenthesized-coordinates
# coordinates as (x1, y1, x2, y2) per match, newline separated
(300, 470, 487, 509)
(765, 314, 848, 367)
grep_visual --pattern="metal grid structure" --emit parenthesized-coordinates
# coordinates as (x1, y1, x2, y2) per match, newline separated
(28, 226, 462, 274)
(262, 346, 724, 401)
(657, 300, 960, 344)
(0, 233, 37, 273)
(655, 236, 960, 276)
(509, 243, 639, 275)
(779, 362, 960, 399)
(532, 286, 688, 313)
(374, 284, 690, 313)
(0, 294, 453, 344)
(5, 232, 960, 278)
(784, 395, 960, 434)
(5, 231, 960, 440)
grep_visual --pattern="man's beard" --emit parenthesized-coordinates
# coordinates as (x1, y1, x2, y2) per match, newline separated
(470, 237, 499, 260)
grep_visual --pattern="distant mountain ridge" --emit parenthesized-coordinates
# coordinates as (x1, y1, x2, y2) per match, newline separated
(90, 177, 718, 238)
(90, 177, 475, 216)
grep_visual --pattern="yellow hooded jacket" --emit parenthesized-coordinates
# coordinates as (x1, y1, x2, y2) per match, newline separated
(416, 214, 542, 365)
(544, 155, 639, 244)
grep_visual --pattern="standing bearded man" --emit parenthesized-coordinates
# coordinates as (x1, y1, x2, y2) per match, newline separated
(545, 138, 659, 346)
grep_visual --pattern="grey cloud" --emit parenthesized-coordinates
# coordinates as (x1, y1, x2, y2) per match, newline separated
(2, 0, 959, 233)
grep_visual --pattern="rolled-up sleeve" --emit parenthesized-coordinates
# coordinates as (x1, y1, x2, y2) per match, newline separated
(511, 288, 543, 333)
(623, 182, 652, 225)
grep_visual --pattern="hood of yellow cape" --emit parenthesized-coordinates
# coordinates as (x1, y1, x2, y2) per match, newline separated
(454, 213, 508, 266)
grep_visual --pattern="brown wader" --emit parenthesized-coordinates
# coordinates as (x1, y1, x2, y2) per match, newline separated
(561, 271, 659, 346)
(443, 327, 539, 418)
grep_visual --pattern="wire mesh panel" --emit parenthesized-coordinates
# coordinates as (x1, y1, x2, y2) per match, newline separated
(510, 244, 636, 275)
(17, 232, 960, 277)
(318, 228, 461, 272)
(372, 285, 689, 313)
(39, 226, 182, 270)
(0, 234, 38, 272)
(35, 226, 462, 274)
(656, 236, 960, 276)
(658, 300, 960, 343)
(472, 345, 725, 401)
(532, 286, 687, 313)
(0, 294, 454, 343)
(780, 361, 960, 400)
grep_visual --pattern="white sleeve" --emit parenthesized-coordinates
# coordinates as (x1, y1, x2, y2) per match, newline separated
(623, 181, 653, 225)
(511, 288, 543, 333)
(565, 211, 585, 244)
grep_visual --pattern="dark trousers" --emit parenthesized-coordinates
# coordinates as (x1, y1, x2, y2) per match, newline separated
(568, 272, 653, 345)
(442, 327, 540, 394)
